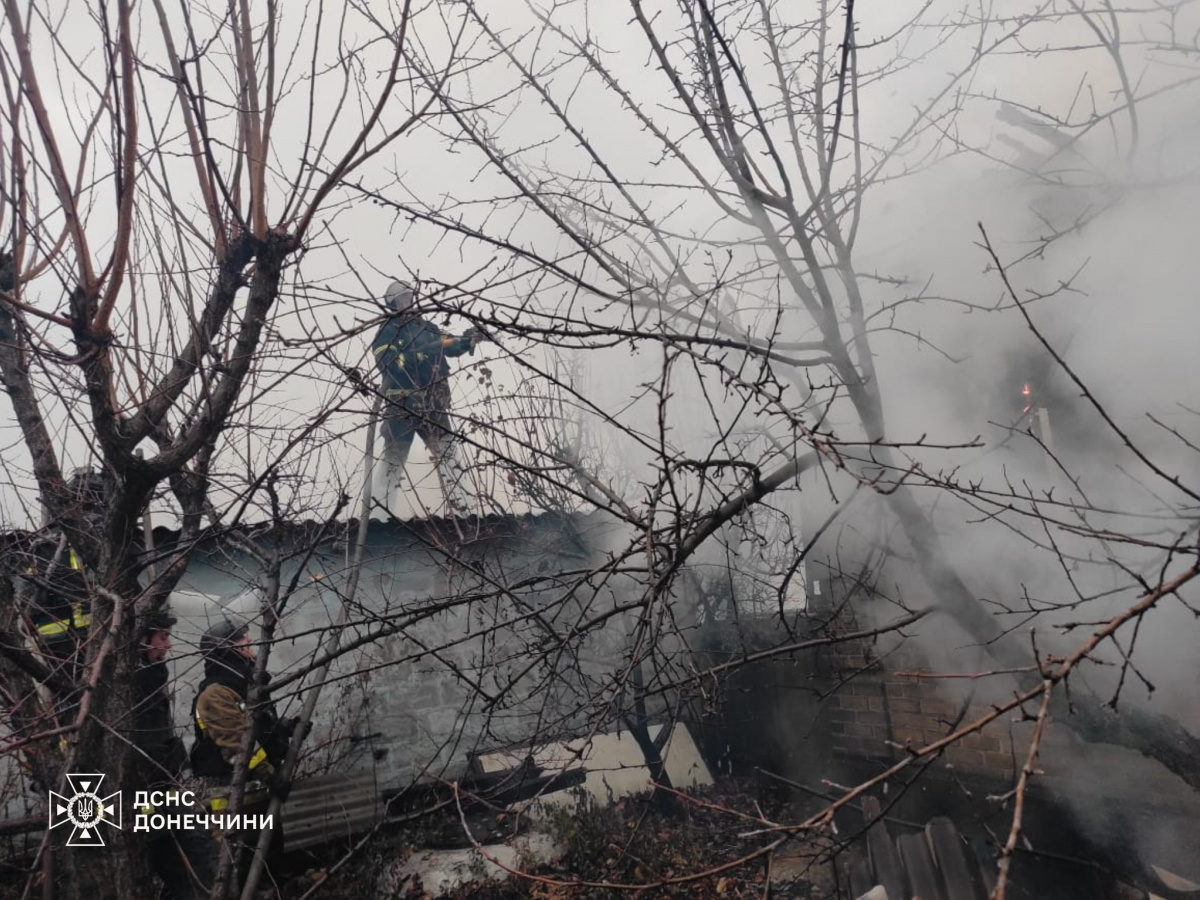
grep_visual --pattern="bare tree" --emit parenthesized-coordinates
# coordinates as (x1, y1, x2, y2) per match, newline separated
(1, 1, 1197, 897)
(0, 1, 465, 895)
(330, 0, 1200, 892)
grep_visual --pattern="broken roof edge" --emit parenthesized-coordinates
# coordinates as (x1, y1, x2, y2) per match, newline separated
(146, 506, 622, 557)
(0, 508, 635, 578)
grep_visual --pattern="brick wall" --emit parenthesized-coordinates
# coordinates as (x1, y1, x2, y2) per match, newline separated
(820, 611, 1200, 831)
(826, 631, 1019, 781)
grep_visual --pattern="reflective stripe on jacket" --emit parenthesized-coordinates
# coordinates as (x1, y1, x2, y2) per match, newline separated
(372, 314, 472, 393)
(31, 548, 91, 639)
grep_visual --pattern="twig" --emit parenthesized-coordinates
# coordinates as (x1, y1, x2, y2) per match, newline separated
(991, 683, 1054, 900)
(238, 397, 383, 900)
(895, 666, 1039, 681)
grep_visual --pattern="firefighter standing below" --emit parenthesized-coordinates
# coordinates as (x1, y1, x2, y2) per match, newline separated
(133, 609, 214, 899)
(20, 471, 107, 735)
(190, 620, 293, 888)
(371, 280, 484, 515)
(27, 470, 155, 739)
(23, 535, 90, 719)
(133, 609, 187, 785)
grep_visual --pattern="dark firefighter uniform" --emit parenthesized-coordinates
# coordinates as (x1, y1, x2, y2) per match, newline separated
(22, 471, 114, 732)
(372, 280, 479, 511)
(133, 609, 213, 900)
(132, 613, 187, 783)
(20, 538, 91, 732)
(189, 620, 292, 884)
(26, 542, 89, 660)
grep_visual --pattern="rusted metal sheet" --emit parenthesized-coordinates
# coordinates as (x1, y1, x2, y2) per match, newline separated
(969, 834, 997, 897)
(852, 803, 989, 900)
(843, 857, 876, 899)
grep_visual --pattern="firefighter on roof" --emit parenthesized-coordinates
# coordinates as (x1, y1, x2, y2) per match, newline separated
(371, 279, 486, 516)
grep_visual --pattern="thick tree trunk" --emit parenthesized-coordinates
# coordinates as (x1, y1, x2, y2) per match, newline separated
(624, 660, 675, 810)
(58, 642, 148, 899)
(57, 534, 152, 899)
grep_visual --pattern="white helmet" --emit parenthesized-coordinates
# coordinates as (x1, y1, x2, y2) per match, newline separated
(384, 280, 415, 311)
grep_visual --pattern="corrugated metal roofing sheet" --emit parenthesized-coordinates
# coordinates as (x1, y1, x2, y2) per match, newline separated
(281, 771, 382, 853)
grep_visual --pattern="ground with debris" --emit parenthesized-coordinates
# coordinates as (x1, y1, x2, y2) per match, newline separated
(286, 779, 837, 899)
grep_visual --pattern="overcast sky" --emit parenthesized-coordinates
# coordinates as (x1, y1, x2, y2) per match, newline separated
(1, 0, 1197, 533)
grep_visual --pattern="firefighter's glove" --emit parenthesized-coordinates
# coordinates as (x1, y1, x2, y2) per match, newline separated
(274, 715, 296, 743)
(268, 774, 292, 803)
(462, 326, 491, 354)
(272, 715, 304, 750)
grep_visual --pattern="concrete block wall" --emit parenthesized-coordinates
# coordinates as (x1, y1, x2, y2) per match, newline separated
(690, 617, 832, 781)
(168, 512, 652, 791)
